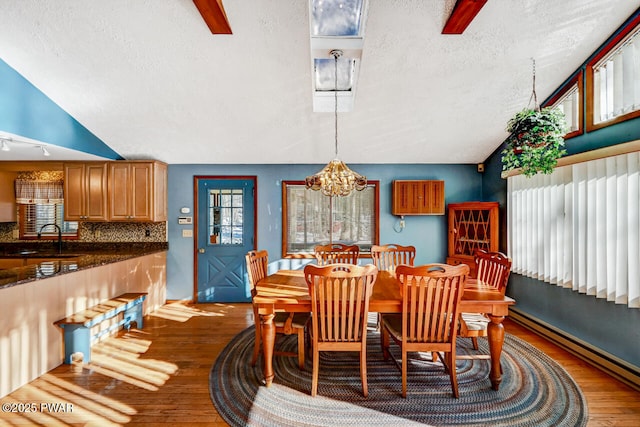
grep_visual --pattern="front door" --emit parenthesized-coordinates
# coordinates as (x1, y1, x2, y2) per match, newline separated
(195, 177, 256, 302)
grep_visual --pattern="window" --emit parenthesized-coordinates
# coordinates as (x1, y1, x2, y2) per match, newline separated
(19, 204, 78, 239)
(15, 179, 78, 239)
(282, 180, 379, 258)
(208, 188, 243, 245)
(586, 15, 640, 131)
(507, 150, 639, 308)
(544, 71, 583, 139)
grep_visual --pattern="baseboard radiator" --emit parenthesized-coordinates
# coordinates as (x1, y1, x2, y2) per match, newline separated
(509, 308, 640, 392)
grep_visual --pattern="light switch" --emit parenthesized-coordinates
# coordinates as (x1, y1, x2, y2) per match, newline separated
(182, 229, 193, 238)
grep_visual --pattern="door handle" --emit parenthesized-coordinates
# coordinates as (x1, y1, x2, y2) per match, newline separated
(198, 248, 205, 253)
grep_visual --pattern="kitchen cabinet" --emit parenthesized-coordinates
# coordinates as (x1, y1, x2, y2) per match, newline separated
(108, 161, 167, 222)
(392, 180, 445, 215)
(63, 162, 109, 221)
(0, 171, 17, 222)
(446, 201, 499, 277)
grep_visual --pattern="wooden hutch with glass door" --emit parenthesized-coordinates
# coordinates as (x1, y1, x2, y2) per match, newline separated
(446, 201, 499, 277)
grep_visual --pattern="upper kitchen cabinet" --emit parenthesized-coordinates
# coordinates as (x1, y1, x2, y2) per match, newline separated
(392, 180, 445, 216)
(0, 170, 17, 222)
(108, 161, 167, 222)
(63, 162, 109, 221)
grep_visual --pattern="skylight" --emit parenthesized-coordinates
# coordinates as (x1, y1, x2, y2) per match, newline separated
(314, 58, 355, 91)
(309, 0, 367, 112)
(311, 0, 365, 36)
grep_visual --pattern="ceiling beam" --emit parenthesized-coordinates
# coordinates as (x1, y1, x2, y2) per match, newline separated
(442, 0, 488, 34)
(193, 0, 232, 34)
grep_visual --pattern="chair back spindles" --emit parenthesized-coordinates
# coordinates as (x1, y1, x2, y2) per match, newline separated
(314, 243, 360, 265)
(474, 250, 512, 294)
(371, 244, 416, 272)
(246, 250, 269, 294)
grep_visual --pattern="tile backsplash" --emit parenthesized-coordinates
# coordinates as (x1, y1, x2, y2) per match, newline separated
(0, 221, 167, 243)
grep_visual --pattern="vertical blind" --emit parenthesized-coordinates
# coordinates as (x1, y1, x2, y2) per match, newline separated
(593, 27, 640, 123)
(507, 151, 639, 308)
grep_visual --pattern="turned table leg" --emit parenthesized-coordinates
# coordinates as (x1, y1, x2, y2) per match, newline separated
(487, 314, 506, 390)
(260, 312, 276, 387)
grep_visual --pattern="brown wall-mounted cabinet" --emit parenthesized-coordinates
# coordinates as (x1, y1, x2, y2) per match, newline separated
(64, 160, 167, 222)
(392, 180, 445, 215)
(446, 201, 499, 277)
(63, 162, 109, 221)
(108, 161, 167, 222)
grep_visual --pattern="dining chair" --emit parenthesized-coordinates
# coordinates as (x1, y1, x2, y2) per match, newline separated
(457, 250, 512, 355)
(314, 243, 360, 266)
(246, 250, 309, 369)
(303, 263, 378, 397)
(380, 263, 469, 398)
(369, 244, 416, 330)
(371, 244, 416, 272)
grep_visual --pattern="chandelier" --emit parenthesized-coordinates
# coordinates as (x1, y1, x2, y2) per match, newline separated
(305, 49, 367, 197)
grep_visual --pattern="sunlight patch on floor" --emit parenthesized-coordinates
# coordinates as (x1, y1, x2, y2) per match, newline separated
(149, 301, 228, 322)
(1, 377, 134, 425)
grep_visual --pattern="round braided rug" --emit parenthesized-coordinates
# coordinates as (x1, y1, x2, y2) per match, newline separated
(210, 327, 587, 427)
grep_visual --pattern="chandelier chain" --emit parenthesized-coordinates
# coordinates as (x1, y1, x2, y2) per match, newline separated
(333, 50, 339, 158)
(304, 49, 366, 197)
(529, 57, 540, 111)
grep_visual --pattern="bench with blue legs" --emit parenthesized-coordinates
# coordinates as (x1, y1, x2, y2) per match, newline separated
(54, 292, 147, 364)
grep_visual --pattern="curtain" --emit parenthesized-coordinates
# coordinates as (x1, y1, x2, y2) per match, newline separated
(15, 179, 64, 204)
(507, 151, 639, 308)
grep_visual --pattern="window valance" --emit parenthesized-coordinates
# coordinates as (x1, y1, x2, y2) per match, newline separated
(15, 179, 64, 204)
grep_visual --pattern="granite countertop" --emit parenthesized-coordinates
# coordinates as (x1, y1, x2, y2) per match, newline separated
(0, 242, 168, 289)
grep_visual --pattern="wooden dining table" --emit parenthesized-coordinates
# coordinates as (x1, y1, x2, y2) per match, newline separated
(254, 269, 515, 390)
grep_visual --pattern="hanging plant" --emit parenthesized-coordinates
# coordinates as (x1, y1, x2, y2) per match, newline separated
(501, 107, 567, 177)
(501, 60, 568, 178)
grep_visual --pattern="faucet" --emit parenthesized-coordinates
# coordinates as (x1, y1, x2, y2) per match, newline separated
(37, 223, 62, 254)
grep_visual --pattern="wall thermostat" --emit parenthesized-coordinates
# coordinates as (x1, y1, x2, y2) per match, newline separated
(178, 216, 193, 225)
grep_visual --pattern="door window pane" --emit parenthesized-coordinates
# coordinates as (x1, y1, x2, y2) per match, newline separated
(209, 188, 243, 245)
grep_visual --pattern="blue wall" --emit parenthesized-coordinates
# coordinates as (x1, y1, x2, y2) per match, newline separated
(167, 163, 482, 300)
(0, 58, 121, 159)
(482, 9, 640, 369)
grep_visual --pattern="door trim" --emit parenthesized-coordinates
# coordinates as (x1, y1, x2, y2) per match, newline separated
(192, 175, 258, 301)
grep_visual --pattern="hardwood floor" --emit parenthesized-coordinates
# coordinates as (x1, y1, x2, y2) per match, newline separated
(0, 302, 638, 426)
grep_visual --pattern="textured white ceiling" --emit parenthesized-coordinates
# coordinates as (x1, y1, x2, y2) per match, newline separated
(0, 1, 638, 164)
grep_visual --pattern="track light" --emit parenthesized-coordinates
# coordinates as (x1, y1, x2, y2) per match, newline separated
(0, 135, 54, 157)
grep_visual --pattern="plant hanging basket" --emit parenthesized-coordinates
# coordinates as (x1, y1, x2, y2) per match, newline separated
(502, 59, 568, 178)
(501, 107, 567, 177)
